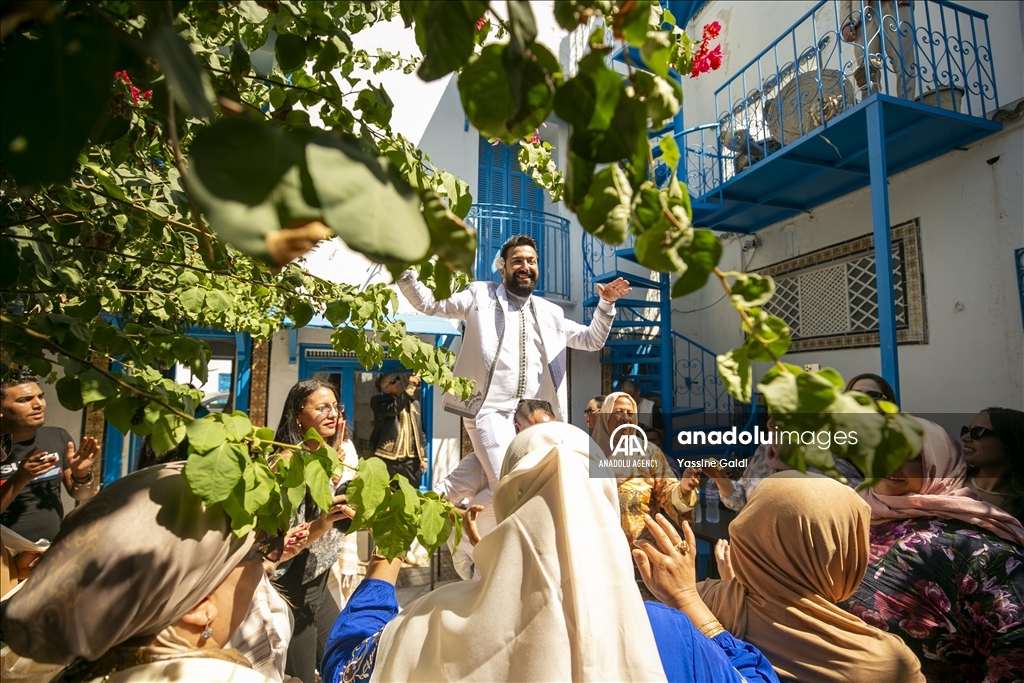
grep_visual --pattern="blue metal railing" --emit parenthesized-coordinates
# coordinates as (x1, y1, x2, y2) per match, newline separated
(1016, 247, 1024, 331)
(468, 203, 571, 300)
(671, 330, 733, 419)
(675, 0, 999, 201)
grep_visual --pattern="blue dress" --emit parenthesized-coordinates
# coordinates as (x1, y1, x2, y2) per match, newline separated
(322, 579, 779, 683)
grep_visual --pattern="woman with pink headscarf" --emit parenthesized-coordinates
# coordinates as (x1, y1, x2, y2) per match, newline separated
(840, 418, 1024, 683)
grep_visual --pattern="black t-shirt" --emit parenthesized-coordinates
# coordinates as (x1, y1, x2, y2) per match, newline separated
(0, 427, 71, 542)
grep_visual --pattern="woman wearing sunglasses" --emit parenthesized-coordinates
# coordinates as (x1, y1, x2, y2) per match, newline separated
(844, 372, 897, 404)
(839, 418, 1024, 682)
(962, 408, 1024, 522)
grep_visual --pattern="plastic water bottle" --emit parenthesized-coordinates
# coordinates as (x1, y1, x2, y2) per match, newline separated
(705, 479, 720, 523)
(693, 485, 703, 523)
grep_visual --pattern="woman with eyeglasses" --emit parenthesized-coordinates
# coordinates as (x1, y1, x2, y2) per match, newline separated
(839, 418, 1024, 683)
(962, 408, 1024, 522)
(272, 379, 356, 683)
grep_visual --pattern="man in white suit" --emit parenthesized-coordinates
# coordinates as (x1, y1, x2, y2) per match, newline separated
(398, 234, 630, 493)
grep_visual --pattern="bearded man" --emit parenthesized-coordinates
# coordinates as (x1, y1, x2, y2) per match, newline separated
(398, 235, 630, 492)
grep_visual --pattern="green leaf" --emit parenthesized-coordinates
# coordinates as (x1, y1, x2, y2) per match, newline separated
(415, 1, 483, 81)
(347, 456, 390, 530)
(369, 474, 421, 559)
(617, 0, 655, 46)
(223, 412, 253, 440)
(180, 287, 206, 315)
(104, 394, 140, 435)
(235, 0, 270, 23)
(145, 24, 216, 120)
(727, 272, 776, 308)
(756, 365, 801, 414)
(303, 451, 334, 512)
(186, 416, 229, 453)
(290, 299, 315, 328)
(717, 347, 752, 404)
(56, 376, 84, 412)
(151, 412, 187, 454)
(185, 442, 248, 503)
(507, 1, 538, 55)
(305, 134, 430, 264)
(205, 289, 233, 313)
(633, 72, 681, 130)
(640, 31, 672, 78)
(658, 135, 681, 176)
(421, 190, 478, 276)
(275, 33, 308, 73)
(0, 16, 118, 185)
(634, 220, 690, 273)
(564, 151, 596, 210)
(354, 83, 394, 128)
(742, 310, 792, 361)
(325, 299, 351, 326)
(417, 497, 450, 556)
(670, 229, 722, 297)
(79, 370, 117, 405)
(576, 165, 632, 245)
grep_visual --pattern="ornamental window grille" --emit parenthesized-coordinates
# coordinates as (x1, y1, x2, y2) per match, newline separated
(756, 220, 926, 352)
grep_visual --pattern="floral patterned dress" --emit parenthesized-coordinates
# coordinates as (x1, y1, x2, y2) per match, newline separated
(839, 518, 1024, 683)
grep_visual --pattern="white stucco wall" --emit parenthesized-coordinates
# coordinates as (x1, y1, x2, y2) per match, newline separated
(671, 116, 1024, 413)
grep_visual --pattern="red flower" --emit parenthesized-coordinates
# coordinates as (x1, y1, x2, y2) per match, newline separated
(475, 16, 487, 31)
(129, 85, 141, 103)
(703, 21, 721, 40)
(142, 90, 152, 100)
(708, 45, 723, 70)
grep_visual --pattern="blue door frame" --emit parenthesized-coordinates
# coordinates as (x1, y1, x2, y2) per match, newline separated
(101, 329, 253, 484)
(298, 346, 435, 492)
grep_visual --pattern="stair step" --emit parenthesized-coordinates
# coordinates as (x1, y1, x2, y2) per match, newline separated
(593, 272, 663, 290)
(583, 296, 661, 308)
(600, 353, 661, 363)
(611, 319, 662, 328)
(615, 248, 639, 264)
(604, 338, 661, 346)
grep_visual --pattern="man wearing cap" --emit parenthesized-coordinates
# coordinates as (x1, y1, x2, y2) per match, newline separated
(398, 234, 630, 492)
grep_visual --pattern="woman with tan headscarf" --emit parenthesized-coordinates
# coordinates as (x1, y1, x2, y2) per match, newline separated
(0, 462, 273, 682)
(320, 423, 779, 683)
(692, 473, 924, 683)
(841, 418, 1024, 682)
(590, 392, 699, 542)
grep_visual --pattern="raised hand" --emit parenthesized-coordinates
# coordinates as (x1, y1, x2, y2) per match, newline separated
(66, 437, 98, 478)
(715, 539, 734, 580)
(595, 277, 632, 303)
(13, 448, 56, 483)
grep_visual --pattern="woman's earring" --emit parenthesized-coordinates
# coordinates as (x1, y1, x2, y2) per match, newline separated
(200, 620, 213, 641)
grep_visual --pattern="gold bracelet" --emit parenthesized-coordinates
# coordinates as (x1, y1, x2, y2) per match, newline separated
(700, 622, 726, 639)
(695, 618, 718, 632)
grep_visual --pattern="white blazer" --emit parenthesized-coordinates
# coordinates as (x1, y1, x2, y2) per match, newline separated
(397, 271, 616, 420)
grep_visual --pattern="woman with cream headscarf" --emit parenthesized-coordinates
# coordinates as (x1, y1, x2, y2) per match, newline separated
(590, 392, 698, 542)
(320, 422, 778, 683)
(841, 418, 1024, 682)
(686, 473, 924, 683)
(0, 462, 273, 682)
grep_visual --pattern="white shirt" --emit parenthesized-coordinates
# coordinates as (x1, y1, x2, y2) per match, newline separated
(482, 294, 544, 413)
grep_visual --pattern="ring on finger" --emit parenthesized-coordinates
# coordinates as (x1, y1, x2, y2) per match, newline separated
(674, 540, 689, 555)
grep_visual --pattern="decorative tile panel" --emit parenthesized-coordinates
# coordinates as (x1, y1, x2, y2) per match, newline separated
(756, 220, 926, 352)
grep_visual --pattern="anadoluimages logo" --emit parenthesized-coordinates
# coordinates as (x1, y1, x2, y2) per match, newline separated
(609, 423, 649, 458)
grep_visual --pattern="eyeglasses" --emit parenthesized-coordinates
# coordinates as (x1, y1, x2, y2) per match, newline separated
(863, 390, 886, 401)
(315, 403, 344, 416)
(387, 376, 402, 386)
(961, 425, 996, 440)
(584, 407, 598, 415)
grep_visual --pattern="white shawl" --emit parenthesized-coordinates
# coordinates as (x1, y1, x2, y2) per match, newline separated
(370, 423, 667, 683)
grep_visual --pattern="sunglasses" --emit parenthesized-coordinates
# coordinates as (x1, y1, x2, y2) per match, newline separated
(584, 407, 598, 415)
(863, 390, 886, 401)
(387, 376, 402, 386)
(961, 425, 996, 440)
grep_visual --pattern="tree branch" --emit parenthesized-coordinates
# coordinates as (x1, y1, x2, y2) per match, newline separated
(0, 313, 194, 422)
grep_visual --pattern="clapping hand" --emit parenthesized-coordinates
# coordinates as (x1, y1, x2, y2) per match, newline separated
(595, 277, 632, 303)
(632, 513, 698, 609)
(715, 539, 734, 580)
(66, 437, 98, 478)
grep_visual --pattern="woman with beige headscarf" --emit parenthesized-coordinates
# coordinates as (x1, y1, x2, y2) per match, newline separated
(320, 422, 779, 683)
(689, 473, 924, 683)
(590, 392, 699, 542)
(0, 462, 273, 682)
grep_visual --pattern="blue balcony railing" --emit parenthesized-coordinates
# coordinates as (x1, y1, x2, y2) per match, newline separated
(468, 203, 571, 301)
(668, 0, 999, 202)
